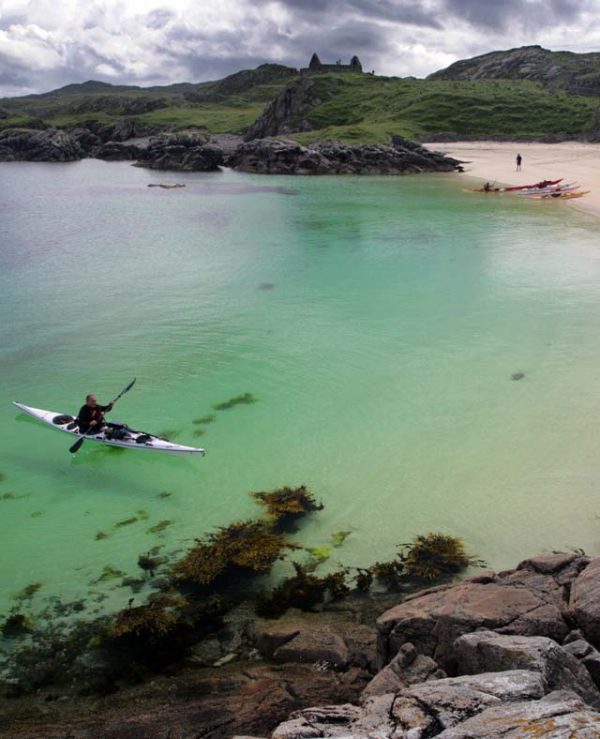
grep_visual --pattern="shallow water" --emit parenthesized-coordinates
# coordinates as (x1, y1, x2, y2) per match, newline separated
(2, 160, 600, 621)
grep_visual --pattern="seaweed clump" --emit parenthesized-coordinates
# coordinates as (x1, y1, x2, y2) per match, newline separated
(252, 485, 323, 530)
(110, 593, 187, 640)
(256, 563, 349, 618)
(402, 532, 475, 581)
(13, 582, 42, 601)
(171, 519, 300, 587)
(2, 613, 34, 638)
(364, 532, 479, 591)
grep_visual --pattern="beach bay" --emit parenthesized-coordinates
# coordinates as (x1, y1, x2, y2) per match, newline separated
(1, 158, 600, 620)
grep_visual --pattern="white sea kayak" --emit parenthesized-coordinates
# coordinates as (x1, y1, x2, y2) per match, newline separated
(13, 402, 205, 456)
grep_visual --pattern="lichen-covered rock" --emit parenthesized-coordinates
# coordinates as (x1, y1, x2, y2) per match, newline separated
(271, 704, 362, 739)
(454, 631, 600, 709)
(376, 553, 587, 670)
(271, 671, 547, 739)
(436, 690, 600, 738)
(361, 641, 443, 698)
(571, 557, 600, 648)
(255, 610, 377, 671)
(392, 670, 545, 736)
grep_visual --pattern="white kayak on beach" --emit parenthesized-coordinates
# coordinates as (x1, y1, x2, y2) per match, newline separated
(13, 401, 205, 456)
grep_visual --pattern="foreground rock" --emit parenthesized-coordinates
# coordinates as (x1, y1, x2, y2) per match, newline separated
(376, 551, 589, 669)
(6, 552, 600, 737)
(266, 553, 600, 739)
(227, 137, 463, 175)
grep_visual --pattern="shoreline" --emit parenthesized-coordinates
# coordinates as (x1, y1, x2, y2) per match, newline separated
(424, 141, 600, 221)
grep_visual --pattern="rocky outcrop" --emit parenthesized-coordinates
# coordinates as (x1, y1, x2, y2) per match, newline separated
(254, 609, 378, 672)
(227, 137, 463, 175)
(0, 128, 83, 161)
(6, 552, 600, 738)
(454, 631, 600, 709)
(428, 45, 600, 96)
(186, 64, 297, 104)
(267, 553, 600, 739)
(571, 557, 600, 646)
(437, 692, 600, 738)
(244, 77, 325, 140)
(270, 684, 600, 738)
(133, 130, 224, 171)
(376, 552, 589, 670)
(65, 94, 170, 116)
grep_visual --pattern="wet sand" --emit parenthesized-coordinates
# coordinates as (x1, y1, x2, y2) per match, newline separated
(425, 141, 600, 220)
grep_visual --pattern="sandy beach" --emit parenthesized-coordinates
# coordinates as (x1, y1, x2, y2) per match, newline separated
(425, 141, 600, 220)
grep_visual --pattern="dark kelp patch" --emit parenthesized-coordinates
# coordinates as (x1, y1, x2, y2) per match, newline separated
(2, 613, 34, 638)
(212, 393, 257, 411)
(171, 519, 300, 587)
(193, 415, 215, 425)
(256, 563, 349, 618)
(251, 485, 323, 531)
(146, 520, 173, 536)
(91, 566, 126, 585)
(113, 517, 138, 529)
(12, 583, 42, 602)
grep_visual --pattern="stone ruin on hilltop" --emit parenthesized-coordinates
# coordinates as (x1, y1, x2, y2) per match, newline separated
(302, 52, 363, 74)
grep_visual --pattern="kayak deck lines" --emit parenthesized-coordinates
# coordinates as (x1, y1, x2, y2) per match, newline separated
(13, 401, 205, 456)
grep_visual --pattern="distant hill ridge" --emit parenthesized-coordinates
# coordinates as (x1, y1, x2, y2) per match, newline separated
(1, 47, 599, 143)
(428, 45, 600, 95)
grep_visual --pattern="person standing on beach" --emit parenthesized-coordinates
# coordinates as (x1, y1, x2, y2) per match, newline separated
(516, 153, 522, 171)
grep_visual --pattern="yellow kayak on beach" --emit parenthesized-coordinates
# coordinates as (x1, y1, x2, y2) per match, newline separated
(526, 190, 590, 201)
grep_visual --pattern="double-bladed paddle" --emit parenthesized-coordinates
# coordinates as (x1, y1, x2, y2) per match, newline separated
(69, 377, 137, 454)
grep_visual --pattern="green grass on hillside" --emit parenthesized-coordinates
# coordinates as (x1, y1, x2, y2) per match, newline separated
(1, 68, 598, 143)
(287, 74, 599, 143)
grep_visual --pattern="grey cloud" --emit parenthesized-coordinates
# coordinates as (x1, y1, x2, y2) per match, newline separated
(146, 9, 176, 30)
(0, 14, 28, 30)
(267, 0, 442, 28)
(442, 0, 591, 31)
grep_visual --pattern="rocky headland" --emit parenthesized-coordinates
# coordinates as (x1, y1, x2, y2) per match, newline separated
(227, 137, 463, 175)
(4, 550, 600, 737)
(0, 124, 463, 175)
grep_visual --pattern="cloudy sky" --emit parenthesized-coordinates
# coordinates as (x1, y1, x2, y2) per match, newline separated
(1, 0, 599, 97)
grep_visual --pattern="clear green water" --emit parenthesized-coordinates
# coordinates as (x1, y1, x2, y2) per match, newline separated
(2, 160, 600, 620)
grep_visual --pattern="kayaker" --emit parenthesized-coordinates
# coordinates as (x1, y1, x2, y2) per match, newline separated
(77, 394, 114, 434)
(483, 181, 492, 191)
(516, 153, 522, 171)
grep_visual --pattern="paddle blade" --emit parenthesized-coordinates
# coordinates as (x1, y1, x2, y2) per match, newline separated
(114, 377, 137, 403)
(69, 436, 86, 454)
(123, 377, 136, 394)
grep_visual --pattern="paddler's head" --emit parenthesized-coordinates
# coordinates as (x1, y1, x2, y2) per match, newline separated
(85, 394, 97, 407)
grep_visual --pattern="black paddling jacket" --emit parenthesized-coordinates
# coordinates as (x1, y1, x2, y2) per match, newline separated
(78, 402, 113, 432)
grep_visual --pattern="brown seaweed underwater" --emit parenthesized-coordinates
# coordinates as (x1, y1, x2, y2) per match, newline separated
(0, 483, 481, 697)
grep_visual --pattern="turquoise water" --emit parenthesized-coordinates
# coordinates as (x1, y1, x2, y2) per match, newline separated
(2, 160, 600, 620)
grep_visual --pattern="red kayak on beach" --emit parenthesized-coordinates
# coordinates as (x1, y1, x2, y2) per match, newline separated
(504, 179, 563, 191)
(469, 178, 563, 194)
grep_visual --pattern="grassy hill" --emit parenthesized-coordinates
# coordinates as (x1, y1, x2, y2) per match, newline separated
(428, 45, 600, 96)
(0, 64, 299, 135)
(253, 73, 600, 143)
(1, 55, 598, 143)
